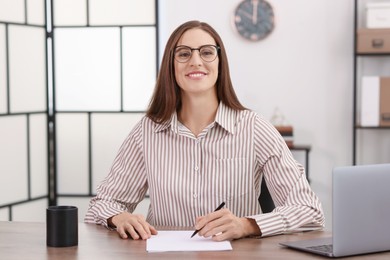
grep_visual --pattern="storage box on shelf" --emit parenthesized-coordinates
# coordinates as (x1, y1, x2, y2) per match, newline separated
(275, 125, 293, 148)
(357, 28, 390, 53)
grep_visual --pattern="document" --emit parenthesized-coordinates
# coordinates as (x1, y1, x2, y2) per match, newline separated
(361, 76, 380, 126)
(146, 230, 233, 252)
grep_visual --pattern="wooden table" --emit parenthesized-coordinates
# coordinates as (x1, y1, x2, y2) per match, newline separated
(1, 221, 389, 259)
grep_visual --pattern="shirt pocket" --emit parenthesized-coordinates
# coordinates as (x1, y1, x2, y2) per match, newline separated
(209, 158, 251, 203)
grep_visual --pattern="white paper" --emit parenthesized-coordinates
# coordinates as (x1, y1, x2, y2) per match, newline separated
(146, 230, 232, 252)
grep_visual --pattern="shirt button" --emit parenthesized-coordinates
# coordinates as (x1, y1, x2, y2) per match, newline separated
(194, 165, 199, 171)
(193, 193, 198, 198)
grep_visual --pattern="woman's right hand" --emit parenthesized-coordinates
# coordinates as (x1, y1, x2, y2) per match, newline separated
(108, 212, 158, 240)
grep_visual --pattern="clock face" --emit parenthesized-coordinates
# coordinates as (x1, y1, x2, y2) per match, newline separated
(234, 0, 275, 41)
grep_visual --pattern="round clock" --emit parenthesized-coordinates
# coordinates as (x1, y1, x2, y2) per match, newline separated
(233, 0, 275, 41)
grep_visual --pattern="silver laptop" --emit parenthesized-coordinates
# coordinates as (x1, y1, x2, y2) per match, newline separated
(280, 163, 390, 257)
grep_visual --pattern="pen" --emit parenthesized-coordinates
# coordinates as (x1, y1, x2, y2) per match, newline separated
(190, 202, 226, 238)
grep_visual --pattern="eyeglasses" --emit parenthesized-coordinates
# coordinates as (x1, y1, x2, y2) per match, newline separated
(174, 45, 220, 63)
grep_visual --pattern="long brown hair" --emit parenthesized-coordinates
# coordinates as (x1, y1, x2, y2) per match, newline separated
(146, 20, 246, 124)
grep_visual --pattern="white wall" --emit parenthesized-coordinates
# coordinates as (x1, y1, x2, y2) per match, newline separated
(159, 0, 357, 230)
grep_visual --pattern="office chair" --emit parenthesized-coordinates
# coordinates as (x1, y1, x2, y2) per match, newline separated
(258, 177, 275, 213)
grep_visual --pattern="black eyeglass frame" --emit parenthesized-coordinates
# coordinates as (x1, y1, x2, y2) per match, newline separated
(173, 44, 220, 63)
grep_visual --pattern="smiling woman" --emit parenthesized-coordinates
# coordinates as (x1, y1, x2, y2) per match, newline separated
(85, 20, 324, 242)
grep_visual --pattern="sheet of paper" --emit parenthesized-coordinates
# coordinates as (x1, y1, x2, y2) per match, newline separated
(146, 230, 232, 252)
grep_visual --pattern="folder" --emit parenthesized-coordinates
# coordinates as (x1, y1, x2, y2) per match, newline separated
(380, 77, 390, 126)
(361, 76, 380, 126)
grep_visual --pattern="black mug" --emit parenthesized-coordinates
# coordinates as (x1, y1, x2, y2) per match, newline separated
(46, 206, 78, 247)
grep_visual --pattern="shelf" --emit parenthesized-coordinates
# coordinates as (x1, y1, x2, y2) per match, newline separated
(355, 126, 390, 129)
(356, 52, 390, 56)
(353, 0, 390, 164)
(290, 144, 311, 151)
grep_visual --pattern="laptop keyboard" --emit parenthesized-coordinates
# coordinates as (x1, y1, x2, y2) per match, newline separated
(307, 244, 333, 254)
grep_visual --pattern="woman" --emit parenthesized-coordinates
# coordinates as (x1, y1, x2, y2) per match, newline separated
(85, 20, 325, 241)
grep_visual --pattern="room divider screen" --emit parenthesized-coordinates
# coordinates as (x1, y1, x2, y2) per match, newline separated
(0, 0, 158, 222)
(0, 0, 48, 221)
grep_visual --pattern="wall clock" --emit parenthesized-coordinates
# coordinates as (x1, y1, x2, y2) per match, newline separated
(233, 0, 275, 41)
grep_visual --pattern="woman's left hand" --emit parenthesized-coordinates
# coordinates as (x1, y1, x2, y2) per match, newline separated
(194, 208, 261, 241)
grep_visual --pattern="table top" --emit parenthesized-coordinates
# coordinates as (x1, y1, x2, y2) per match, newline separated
(1, 221, 389, 259)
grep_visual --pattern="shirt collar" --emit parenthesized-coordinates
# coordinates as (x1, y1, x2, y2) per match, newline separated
(153, 102, 238, 135)
(214, 102, 237, 134)
(152, 116, 172, 133)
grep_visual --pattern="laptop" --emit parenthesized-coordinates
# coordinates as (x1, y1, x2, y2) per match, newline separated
(280, 163, 390, 257)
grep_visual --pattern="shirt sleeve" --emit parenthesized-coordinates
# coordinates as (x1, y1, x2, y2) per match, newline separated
(248, 115, 325, 237)
(84, 120, 148, 228)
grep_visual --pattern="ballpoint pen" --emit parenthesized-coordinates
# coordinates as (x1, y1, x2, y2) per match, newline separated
(190, 202, 226, 238)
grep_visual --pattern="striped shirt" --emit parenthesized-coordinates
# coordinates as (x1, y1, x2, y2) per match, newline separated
(85, 103, 324, 237)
